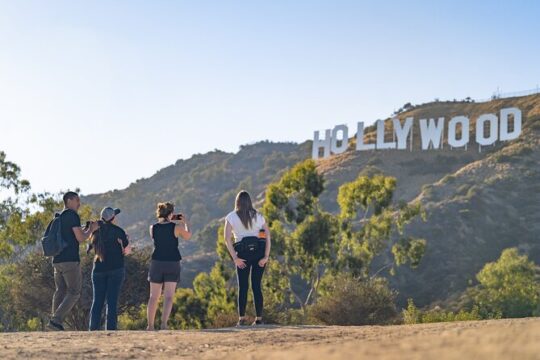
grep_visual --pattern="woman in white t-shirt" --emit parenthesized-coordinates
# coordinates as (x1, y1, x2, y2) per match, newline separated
(224, 190, 271, 326)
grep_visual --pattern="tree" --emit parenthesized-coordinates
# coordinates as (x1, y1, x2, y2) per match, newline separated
(167, 288, 207, 329)
(469, 248, 540, 318)
(262, 161, 427, 319)
(0, 152, 95, 260)
(263, 160, 338, 316)
(336, 174, 427, 277)
(193, 263, 236, 326)
(0, 151, 30, 200)
(0, 191, 96, 260)
(0, 151, 30, 258)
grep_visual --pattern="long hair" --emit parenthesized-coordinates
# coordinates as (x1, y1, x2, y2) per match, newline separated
(89, 221, 112, 262)
(235, 190, 257, 229)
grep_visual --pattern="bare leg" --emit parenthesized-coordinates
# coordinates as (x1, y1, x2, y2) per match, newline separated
(147, 282, 162, 331)
(160, 282, 177, 330)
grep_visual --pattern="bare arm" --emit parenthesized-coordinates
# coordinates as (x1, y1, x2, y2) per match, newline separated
(123, 243, 132, 255)
(262, 222, 271, 259)
(224, 221, 237, 260)
(174, 217, 192, 240)
(73, 223, 96, 243)
(118, 233, 132, 255)
(225, 220, 246, 268)
(257, 222, 271, 267)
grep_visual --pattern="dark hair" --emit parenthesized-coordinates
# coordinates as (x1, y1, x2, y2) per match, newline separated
(156, 202, 174, 219)
(63, 191, 79, 206)
(90, 228, 105, 262)
(235, 191, 257, 229)
(88, 219, 115, 262)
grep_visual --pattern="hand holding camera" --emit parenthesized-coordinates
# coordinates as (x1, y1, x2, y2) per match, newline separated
(83, 220, 101, 232)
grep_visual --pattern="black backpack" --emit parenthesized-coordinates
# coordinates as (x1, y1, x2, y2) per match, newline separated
(41, 211, 68, 257)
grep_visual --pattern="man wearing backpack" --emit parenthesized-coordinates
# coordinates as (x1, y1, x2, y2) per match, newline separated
(47, 191, 98, 331)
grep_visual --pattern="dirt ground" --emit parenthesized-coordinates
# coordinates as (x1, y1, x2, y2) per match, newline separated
(0, 318, 538, 359)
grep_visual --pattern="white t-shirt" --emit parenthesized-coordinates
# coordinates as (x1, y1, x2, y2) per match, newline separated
(225, 210, 266, 242)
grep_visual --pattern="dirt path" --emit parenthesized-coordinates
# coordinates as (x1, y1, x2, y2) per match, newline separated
(0, 318, 538, 359)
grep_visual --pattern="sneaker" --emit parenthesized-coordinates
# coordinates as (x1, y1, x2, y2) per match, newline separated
(47, 320, 64, 331)
(251, 319, 263, 326)
(236, 318, 248, 327)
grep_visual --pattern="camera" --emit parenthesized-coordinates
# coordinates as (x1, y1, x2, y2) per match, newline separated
(83, 220, 105, 230)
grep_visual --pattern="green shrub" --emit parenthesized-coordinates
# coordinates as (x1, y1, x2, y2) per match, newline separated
(470, 248, 540, 318)
(309, 274, 398, 325)
(118, 305, 147, 330)
(118, 288, 207, 330)
(402, 299, 421, 324)
(25, 317, 42, 331)
(403, 299, 483, 324)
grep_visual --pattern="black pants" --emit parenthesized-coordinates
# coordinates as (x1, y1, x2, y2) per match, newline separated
(236, 257, 265, 317)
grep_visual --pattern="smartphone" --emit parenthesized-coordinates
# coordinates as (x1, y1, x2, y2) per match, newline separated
(171, 213, 183, 221)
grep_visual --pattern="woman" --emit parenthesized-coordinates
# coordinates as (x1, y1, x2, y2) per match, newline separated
(146, 202, 192, 331)
(88, 206, 132, 331)
(224, 190, 271, 326)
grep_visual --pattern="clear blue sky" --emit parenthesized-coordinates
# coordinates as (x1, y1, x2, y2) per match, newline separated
(1, 0, 539, 195)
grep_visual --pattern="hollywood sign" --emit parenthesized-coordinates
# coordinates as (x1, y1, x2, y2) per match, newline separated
(312, 107, 522, 159)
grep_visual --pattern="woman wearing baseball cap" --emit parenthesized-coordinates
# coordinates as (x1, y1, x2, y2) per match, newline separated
(88, 206, 132, 331)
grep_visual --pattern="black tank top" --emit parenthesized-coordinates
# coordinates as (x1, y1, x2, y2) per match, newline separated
(151, 222, 181, 261)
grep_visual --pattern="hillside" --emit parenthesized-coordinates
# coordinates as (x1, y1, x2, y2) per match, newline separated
(83, 93, 540, 307)
(391, 97, 540, 305)
(315, 94, 540, 305)
(0, 318, 538, 359)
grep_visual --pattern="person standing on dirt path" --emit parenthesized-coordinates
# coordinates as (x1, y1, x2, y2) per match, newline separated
(224, 190, 271, 326)
(48, 191, 98, 331)
(88, 206, 132, 331)
(146, 202, 192, 331)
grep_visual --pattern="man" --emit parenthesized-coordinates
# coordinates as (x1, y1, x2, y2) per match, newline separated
(47, 191, 98, 331)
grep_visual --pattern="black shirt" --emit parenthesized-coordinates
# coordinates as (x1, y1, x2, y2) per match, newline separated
(151, 222, 181, 261)
(53, 209, 81, 264)
(92, 223, 129, 272)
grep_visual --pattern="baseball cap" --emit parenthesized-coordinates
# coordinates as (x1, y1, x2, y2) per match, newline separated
(100, 207, 121, 222)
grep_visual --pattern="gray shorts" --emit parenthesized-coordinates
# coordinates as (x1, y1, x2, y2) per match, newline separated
(148, 260, 181, 284)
